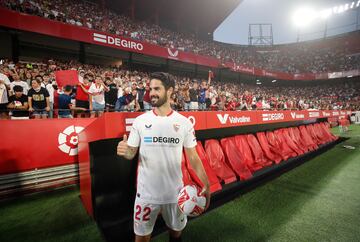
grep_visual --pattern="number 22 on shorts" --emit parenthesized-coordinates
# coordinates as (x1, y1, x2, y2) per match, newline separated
(135, 205, 151, 221)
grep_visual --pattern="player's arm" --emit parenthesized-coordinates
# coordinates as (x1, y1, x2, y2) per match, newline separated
(117, 134, 138, 160)
(184, 147, 210, 210)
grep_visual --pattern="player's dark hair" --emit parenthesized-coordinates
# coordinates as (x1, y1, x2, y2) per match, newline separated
(150, 72, 175, 91)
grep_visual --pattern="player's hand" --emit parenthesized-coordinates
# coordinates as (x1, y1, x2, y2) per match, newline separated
(45, 106, 50, 112)
(117, 134, 129, 157)
(200, 186, 211, 211)
(29, 107, 34, 112)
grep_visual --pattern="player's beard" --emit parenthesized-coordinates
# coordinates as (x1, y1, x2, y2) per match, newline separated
(151, 94, 168, 107)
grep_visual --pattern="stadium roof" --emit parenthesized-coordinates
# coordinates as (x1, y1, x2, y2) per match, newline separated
(104, 0, 243, 40)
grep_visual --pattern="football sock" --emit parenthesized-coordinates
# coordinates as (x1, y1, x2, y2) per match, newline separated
(169, 235, 182, 242)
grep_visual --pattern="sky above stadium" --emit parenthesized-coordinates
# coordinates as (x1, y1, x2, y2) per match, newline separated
(214, 0, 359, 45)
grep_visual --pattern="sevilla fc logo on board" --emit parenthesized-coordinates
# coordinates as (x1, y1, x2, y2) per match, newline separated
(167, 48, 179, 59)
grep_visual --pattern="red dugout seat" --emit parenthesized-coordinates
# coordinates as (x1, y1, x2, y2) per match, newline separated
(194, 141, 222, 193)
(256, 132, 282, 164)
(312, 123, 331, 143)
(246, 134, 272, 168)
(220, 137, 253, 181)
(234, 135, 262, 172)
(288, 127, 308, 153)
(204, 139, 237, 184)
(298, 125, 318, 151)
(320, 122, 338, 141)
(266, 131, 291, 161)
(273, 129, 297, 159)
(306, 124, 323, 145)
(280, 128, 304, 156)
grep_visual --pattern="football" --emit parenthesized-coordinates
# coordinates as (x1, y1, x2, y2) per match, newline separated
(177, 185, 206, 217)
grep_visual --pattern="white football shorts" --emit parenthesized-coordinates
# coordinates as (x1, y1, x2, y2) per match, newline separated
(133, 198, 187, 236)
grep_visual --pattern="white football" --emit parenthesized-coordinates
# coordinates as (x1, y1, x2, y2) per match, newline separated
(177, 185, 206, 217)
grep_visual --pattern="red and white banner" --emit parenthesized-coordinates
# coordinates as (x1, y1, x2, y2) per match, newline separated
(0, 8, 359, 81)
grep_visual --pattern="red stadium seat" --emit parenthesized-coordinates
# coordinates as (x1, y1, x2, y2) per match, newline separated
(204, 139, 237, 184)
(298, 125, 318, 151)
(193, 141, 222, 193)
(319, 122, 338, 141)
(313, 123, 331, 143)
(256, 132, 282, 164)
(273, 130, 297, 159)
(324, 122, 338, 140)
(233, 135, 262, 172)
(280, 128, 304, 156)
(245, 134, 272, 168)
(306, 124, 323, 145)
(289, 127, 309, 153)
(266, 131, 290, 161)
(220, 137, 253, 181)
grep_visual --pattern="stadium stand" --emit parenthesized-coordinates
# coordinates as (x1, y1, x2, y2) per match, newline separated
(1, 0, 360, 74)
(1, 58, 359, 119)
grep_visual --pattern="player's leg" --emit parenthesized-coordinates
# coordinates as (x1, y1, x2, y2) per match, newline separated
(135, 234, 151, 242)
(161, 203, 187, 242)
(133, 199, 160, 242)
(168, 229, 182, 242)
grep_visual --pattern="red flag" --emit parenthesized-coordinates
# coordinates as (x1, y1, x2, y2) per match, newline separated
(55, 70, 79, 87)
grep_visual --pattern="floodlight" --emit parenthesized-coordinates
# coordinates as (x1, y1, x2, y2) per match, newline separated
(272, 80, 277, 83)
(292, 7, 316, 27)
(357, 0, 360, 7)
(350, 1, 355, 8)
(319, 9, 332, 19)
(338, 5, 344, 13)
(344, 3, 349, 11)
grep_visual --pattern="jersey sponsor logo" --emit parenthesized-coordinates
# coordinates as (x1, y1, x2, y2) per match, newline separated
(262, 113, 284, 121)
(216, 114, 251, 124)
(58, 125, 84, 156)
(290, 112, 305, 119)
(143, 136, 180, 144)
(93, 33, 144, 51)
(145, 124, 152, 129)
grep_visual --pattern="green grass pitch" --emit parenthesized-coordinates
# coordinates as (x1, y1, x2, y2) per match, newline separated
(1, 125, 359, 242)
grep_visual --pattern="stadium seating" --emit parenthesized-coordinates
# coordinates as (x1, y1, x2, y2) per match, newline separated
(204, 139, 237, 184)
(1, 0, 360, 74)
(220, 137, 253, 180)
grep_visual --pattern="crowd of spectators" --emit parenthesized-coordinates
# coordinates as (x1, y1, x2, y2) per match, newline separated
(2, 0, 360, 74)
(0, 58, 359, 120)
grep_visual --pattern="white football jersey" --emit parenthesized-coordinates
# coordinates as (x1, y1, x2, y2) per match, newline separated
(127, 110, 197, 204)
